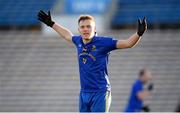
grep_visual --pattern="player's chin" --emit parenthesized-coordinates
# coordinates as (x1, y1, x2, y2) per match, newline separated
(83, 36, 91, 40)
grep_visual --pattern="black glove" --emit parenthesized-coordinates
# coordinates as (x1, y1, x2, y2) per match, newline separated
(148, 83, 154, 91)
(142, 105, 150, 112)
(37, 10, 55, 27)
(137, 17, 147, 36)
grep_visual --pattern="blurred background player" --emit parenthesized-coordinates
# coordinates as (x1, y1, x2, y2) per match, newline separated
(125, 68, 154, 112)
(37, 10, 147, 112)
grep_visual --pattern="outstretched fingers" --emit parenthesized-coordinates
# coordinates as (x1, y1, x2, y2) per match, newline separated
(138, 18, 142, 25)
(48, 11, 51, 20)
(142, 17, 147, 24)
(38, 10, 48, 19)
(142, 17, 147, 29)
(39, 10, 48, 16)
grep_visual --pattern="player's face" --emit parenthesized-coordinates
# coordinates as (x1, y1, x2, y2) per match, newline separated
(78, 19, 96, 40)
(143, 70, 152, 83)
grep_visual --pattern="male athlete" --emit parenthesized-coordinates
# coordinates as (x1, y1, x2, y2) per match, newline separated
(37, 10, 147, 112)
(125, 69, 154, 112)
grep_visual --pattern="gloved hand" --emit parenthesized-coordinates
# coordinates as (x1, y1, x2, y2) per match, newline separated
(37, 10, 55, 27)
(142, 105, 150, 112)
(137, 17, 147, 36)
(148, 83, 154, 91)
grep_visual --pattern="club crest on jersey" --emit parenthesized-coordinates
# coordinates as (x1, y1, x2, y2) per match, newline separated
(92, 45, 96, 51)
(83, 58, 87, 64)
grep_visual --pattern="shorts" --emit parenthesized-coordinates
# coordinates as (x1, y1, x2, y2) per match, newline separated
(79, 90, 111, 112)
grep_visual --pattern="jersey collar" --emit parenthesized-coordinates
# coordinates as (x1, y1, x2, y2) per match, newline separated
(80, 35, 97, 46)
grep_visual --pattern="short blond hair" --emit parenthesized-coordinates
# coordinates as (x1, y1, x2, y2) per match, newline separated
(78, 15, 95, 24)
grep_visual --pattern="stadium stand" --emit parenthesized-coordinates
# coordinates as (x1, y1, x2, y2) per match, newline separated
(0, 0, 180, 112)
(111, 0, 180, 28)
(0, 30, 179, 112)
(0, 0, 56, 29)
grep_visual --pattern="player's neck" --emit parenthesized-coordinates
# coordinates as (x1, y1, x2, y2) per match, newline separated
(82, 38, 93, 44)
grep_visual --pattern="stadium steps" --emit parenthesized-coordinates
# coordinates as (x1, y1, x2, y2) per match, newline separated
(0, 30, 180, 111)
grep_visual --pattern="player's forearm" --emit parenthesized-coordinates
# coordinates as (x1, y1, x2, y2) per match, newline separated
(138, 90, 150, 100)
(37, 10, 73, 42)
(52, 23, 73, 42)
(123, 17, 147, 48)
(127, 33, 142, 48)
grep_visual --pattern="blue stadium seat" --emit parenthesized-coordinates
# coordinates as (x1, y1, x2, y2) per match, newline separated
(0, 0, 57, 26)
(112, 0, 180, 27)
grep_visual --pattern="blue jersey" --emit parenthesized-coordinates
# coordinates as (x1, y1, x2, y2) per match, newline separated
(125, 79, 143, 112)
(72, 35, 117, 92)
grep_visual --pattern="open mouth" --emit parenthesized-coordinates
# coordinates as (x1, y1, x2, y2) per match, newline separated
(83, 33, 89, 36)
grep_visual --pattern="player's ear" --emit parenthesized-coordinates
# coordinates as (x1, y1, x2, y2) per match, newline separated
(78, 27, 80, 33)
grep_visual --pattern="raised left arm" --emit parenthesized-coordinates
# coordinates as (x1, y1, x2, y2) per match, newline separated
(116, 17, 147, 49)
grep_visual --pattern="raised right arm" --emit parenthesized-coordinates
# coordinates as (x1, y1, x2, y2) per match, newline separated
(52, 23, 73, 42)
(37, 10, 73, 43)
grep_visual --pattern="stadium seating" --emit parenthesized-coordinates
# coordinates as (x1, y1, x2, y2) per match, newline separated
(0, 0, 180, 112)
(0, 0, 56, 26)
(0, 31, 179, 111)
(111, 0, 180, 28)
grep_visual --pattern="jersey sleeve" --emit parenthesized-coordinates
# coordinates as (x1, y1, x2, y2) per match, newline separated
(102, 37, 118, 53)
(133, 81, 143, 96)
(72, 36, 80, 47)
